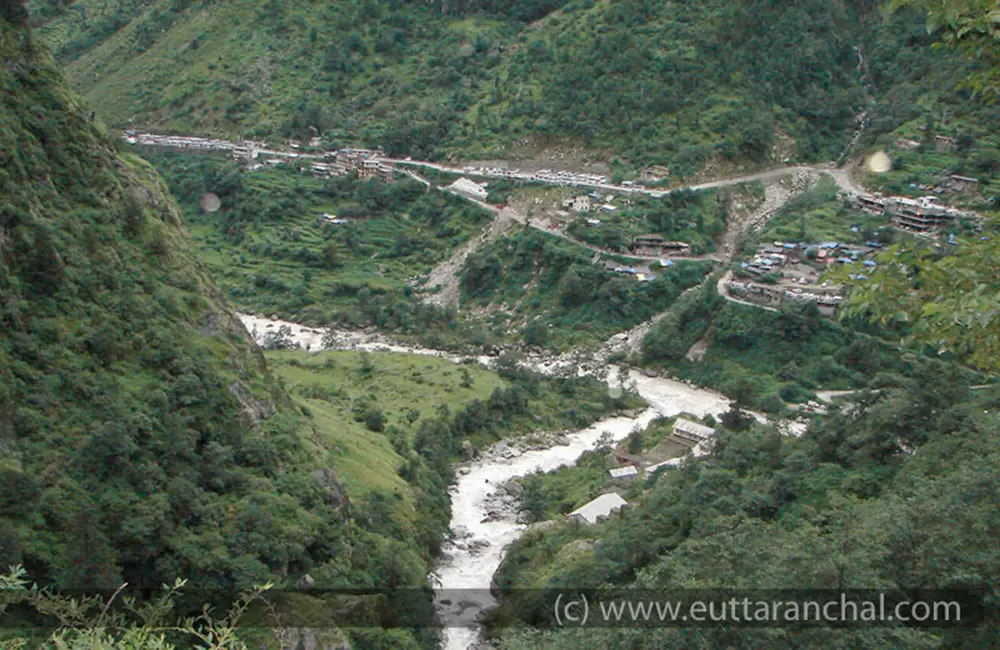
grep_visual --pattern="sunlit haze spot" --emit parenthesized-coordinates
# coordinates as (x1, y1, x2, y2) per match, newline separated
(866, 151, 892, 173)
(200, 192, 221, 212)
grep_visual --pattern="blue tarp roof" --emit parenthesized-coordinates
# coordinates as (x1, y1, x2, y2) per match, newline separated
(862, 260, 877, 267)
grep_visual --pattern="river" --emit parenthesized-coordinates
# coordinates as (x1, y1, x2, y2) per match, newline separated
(237, 313, 785, 649)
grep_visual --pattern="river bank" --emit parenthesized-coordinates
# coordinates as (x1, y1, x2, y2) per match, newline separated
(238, 313, 775, 648)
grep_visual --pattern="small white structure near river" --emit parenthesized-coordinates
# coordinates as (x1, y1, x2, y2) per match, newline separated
(568, 493, 628, 524)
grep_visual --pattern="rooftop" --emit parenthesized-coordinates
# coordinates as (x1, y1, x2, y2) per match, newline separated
(568, 493, 628, 524)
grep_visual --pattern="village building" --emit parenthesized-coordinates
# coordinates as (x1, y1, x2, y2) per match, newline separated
(885, 195, 959, 232)
(644, 458, 682, 474)
(935, 135, 957, 153)
(448, 177, 489, 201)
(671, 418, 716, 447)
(641, 164, 671, 182)
(310, 161, 348, 178)
(358, 158, 382, 179)
(231, 145, 259, 162)
(568, 493, 629, 525)
(607, 466, 639, 481)
(945, 174, 979, 193)
(631, 234, 691, 256)
(894, 138, 922, 150)
(853, 194, 887, 215)
(850, 191, 963, 233)
(562, 195, 591, 212)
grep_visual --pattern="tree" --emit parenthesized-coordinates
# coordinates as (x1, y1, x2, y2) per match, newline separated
(836, 239, 1000, 371)
(0, 0, 28, 24)
(837, 1, 1000, 370)
(894, 0, 1000, 100)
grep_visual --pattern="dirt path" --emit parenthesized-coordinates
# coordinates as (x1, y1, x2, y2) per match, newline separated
(420, 205, 518, 307)
(716, 270, 780, 313)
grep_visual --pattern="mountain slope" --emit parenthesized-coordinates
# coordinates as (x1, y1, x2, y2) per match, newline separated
(0, 15, 495, 630)
(27, 0, 998, 179)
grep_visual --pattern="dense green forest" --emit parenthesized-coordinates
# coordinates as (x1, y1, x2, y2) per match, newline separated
(6, 0, 1000, 647)
(20, 0, 999, 187)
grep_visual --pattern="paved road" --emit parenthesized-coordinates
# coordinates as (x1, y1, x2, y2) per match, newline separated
(128, 131, 869, 199)
(393, 160, 859, 199)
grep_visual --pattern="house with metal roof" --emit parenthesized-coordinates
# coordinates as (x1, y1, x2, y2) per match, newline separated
(671, 418, 716, 446)
(448, 178, 489, 201)
(568, 493, 628, 524)
(607, 466, 639, 480)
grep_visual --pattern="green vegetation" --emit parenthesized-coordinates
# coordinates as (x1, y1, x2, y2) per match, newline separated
(266, 348, 635, 504)
(145, 150, 491, 324)
(837, 0, 1000, 373)
(759, 177, 893, 244)
(23, 0, 1000, 189)
(518, 415, 696, 523)
(0, 16, 455, 648)
(837, 226, 1000, 372)
(459, 228, 713, 350)
(488, 366, 1000, 650)
(566, 189, 729, 255)
(0, 15, 637, 649)
(641, 283, 980, 412)
(895, 0, 1000, 101)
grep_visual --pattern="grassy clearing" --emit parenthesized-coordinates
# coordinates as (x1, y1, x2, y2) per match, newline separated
(268, 349, 506, 512)
(266, 348, 643, 516)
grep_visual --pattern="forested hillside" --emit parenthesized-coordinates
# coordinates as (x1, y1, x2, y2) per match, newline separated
(0, 5, 327, 594)
(27, 0, 1000, 178)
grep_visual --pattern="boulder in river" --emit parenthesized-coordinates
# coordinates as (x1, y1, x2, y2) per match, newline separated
(480, 510, 504, 524)
(502, 479, 523, 497)
(460, 439, 475, 460)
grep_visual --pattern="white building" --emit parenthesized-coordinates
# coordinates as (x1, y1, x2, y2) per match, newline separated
(607, 466, 639, 480)
(448, 177, 489, 201)
(568, 493, 628, 524)
(564, 195, 591, 212)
